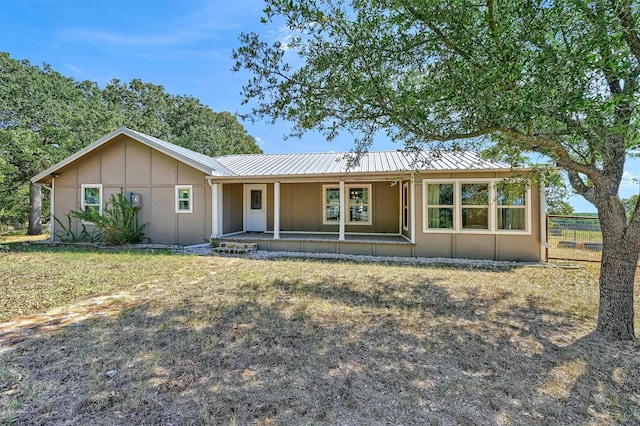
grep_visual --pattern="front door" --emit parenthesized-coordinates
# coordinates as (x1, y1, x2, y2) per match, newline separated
(245, 184, 267, 232)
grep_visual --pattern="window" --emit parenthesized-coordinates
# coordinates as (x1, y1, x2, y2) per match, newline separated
(422, 179, 531, 233)
(250, 189, 262, 210)
(496, 182, 526, 230)
(402, 182, 409, 231)
(176, 185, 193, 213)
(425, 182, 454, 229)
(81, 184, 102, 216)
(323, 185, 340, 224)
(461, 183, 489, 229)
(347, 185, 371, 224)
(322, 184, 372, 225)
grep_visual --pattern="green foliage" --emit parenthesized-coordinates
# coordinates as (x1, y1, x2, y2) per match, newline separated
(102, 79, 262, 156)
(544, 172, 574, 216)
(70, 191, 148, 245)
(54, 213, 100, 243)
(234, 1, 638, 206)
(623, 195, 639, 220)
(0, 53, 262, 230)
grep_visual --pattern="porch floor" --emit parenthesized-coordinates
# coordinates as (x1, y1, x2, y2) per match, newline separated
(221, 232, 411, 245)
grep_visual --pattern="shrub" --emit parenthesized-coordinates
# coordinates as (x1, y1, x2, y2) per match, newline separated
(70, 190, 148, 244)
(54, 213, 100, 243)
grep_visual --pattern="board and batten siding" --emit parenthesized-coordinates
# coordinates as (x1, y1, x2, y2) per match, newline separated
(52, 135, 211, 245)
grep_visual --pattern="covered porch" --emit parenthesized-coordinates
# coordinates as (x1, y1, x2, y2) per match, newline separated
(205, 175, 416, 256)
(207, 178, 416, 245)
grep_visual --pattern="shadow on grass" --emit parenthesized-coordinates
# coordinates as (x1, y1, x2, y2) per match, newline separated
(254, 253, 534, 273)
(1, 273, 638, 425)
(3, 242, 174, 255)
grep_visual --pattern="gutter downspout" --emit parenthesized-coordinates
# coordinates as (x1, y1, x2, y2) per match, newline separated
(42, 178, 54, 243)
(539, 181, 551, 262)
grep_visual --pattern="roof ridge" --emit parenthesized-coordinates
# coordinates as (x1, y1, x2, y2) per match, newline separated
(213, 148, 480, 159)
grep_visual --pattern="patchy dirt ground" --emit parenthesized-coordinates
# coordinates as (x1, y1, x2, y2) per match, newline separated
(1, 247, 639, 425)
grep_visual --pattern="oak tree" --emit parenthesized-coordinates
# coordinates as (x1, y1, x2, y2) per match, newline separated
(234, 0, 640, 339)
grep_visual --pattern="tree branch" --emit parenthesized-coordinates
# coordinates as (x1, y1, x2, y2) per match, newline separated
(614, 0, 640, 64)
(399, 1, 483, 70)
(567, 169, 597, 204)
(498, 128, 601, 181)
(486, 0, 506, 62)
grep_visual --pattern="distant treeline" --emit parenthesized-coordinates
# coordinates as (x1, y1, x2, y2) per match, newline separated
(0, 52, 262, 231)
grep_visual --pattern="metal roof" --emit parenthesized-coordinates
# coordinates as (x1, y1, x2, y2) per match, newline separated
(32, 128, 512, 183)
(214, 150, 511, 177)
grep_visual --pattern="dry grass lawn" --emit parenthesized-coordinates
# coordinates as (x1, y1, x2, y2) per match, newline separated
(1, 243, 639, 425)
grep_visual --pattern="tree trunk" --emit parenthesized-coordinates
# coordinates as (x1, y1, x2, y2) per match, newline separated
(596, 216, 638, 340)
(28, 183, 42, 235)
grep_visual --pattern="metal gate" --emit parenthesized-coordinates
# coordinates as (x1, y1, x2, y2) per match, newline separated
(546, 215, 602, 262)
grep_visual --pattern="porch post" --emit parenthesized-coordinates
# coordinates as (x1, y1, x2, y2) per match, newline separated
(211, 182, 221, 238)
(274, 181, 280, 239)
(410, 179, 416, 243)
(339, 180, 346, 241)
(217, 183, 224, 238)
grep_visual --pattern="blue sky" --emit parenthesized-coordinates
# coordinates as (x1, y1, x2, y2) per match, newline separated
(1, 0, 638, 212)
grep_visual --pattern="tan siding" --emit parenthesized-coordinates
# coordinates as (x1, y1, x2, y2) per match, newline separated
(375, 244, 413, 257)
(266, 183, 274, 232)
(53, 187, 78, 240)
(340, 244, 374, 256)
(223, 183, 243, 234)
(126, 187, 151, 229)
(177, 185, 206, 244)
(292, 183, 321, 231)
(100, 137, 125, 185)
(125, 139, 151, 185)
(178, 161, 205, 185)
(303, 241, 337, 253)
(454, 234, 496, 259)
(76, 152, 100, 184)
(51, 136, 211, 245)
(54, 163, 77, 187)
(280, 183, 294, 231)
(414, 234, 453, 258)
(149, 187, 176, 244)
(151, 149, 177, 185)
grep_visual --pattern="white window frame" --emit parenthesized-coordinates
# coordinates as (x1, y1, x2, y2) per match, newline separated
(322, 183, 373, 225)
(345, 184, 372, 225)
(460, 181, 491, 231)
(402, 182, 409, 231)
(422, 178, 531, 235)
(81, 184, 103, 219)
(495, 181, 529, 232)
(175, 185, 193, 213)
(423, 180, 456, 231)
(322, 184, 341, 225)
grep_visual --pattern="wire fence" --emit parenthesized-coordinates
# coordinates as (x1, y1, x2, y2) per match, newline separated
(546, 215, 602, 262)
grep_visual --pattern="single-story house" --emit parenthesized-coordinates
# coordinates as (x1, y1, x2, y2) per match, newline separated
(32, 127, 547, 261)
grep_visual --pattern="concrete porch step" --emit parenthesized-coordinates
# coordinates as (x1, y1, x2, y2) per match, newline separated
(211, 241, 257, 255)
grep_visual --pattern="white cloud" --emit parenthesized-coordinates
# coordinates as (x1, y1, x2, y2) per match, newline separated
(622, 170, 638, 184)
(58, 28, 208, 47)
(56, 2, 253, 48)
(266, 25, 299, 51)
(255, 137, 265, 146)
(63, 63, 88, 78)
